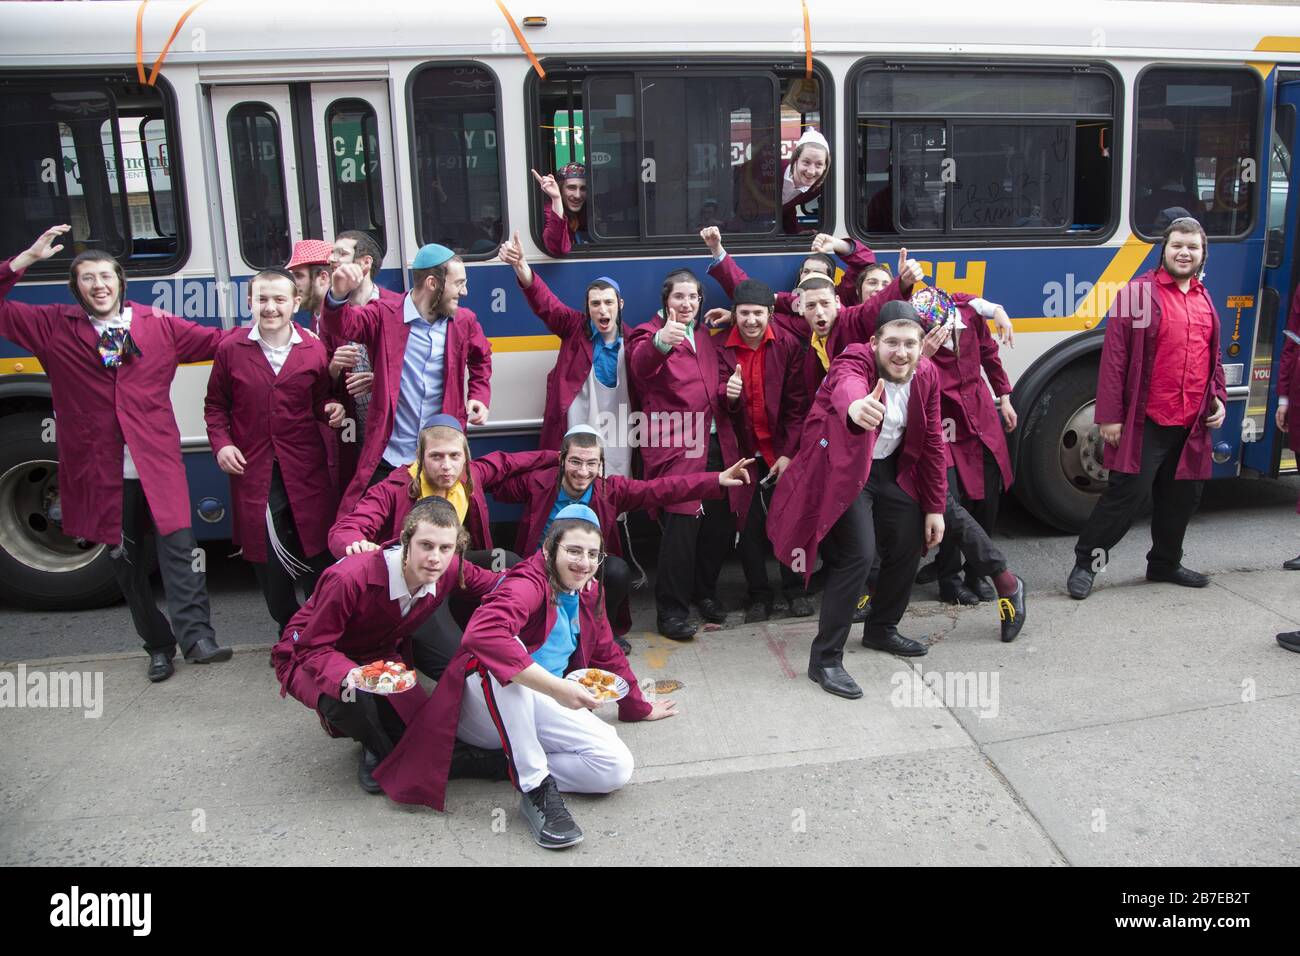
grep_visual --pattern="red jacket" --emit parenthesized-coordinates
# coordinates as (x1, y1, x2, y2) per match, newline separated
(1095, 269, 1227, 479)
(520, 272, 637, 451)
(272, 548, 503, 742)
(321, 291, 493, 515)
(0, 259, 225, 543)
(926, 296, 1014, 499)
(374, 551, 651, 811)
(1281, 285, 1300, 454)
(204, 324, 338, 562)
(714, 324, 809, 526)
(626, 314, 742, 515)
(326, 450, 554, 558)
(768, 345, 947, 584)
(541, 205, 585, 258)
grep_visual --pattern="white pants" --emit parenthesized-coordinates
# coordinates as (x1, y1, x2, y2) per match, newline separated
(459, 671, 634, 795)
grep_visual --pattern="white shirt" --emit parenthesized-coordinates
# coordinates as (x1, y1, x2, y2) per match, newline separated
(385, 545, 433, 618)
(89, 307, 140, 480)
(872, 379, 911, 460)
(247, 321, 301, 375)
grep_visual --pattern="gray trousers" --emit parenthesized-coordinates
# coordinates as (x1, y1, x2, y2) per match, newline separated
(111, 479, 215, 655)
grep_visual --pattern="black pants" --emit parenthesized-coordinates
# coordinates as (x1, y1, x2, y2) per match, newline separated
(737, 461, 806, 603)
(603, 554, 632, 623)
(251, 462, 330, 636)
(1074, 418, 1204, 573)
(317, 691, 406, 759)
(936, 446, 1003, 581)
(654, 434, 733, 621)
(368, 458, 398, 490)
(810, 454, 923, 668)
(111, 479, 215, 655)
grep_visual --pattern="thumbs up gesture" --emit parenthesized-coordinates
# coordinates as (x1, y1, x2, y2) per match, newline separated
(848, 378, 887, 431)
(726, 365, 744, 402)
(659, 313, 688, 350)
(897, 247, 924, 292)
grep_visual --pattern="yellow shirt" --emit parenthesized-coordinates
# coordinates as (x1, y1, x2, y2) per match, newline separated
(407, 462, 470, 524)
(811, 333, 831, 371)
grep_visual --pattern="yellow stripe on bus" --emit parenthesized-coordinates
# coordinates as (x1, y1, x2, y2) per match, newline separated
(1256, 37, 1300, 52)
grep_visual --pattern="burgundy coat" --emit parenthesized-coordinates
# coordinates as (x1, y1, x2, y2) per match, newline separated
(321, 291, 493, 515)
(626, 314, 742, 515)
(768, 345, 948, 584)
(373, 551, 651, 811)
(925, 296, 1014, 499)
(0, 259, 225, 543)
(272, 548, 503, 739)
(1280, 285, 1300, 452)
(541, 204, 585, 258)
(204, 324, 339, 562)
(521, 273, 637, 451)
(326, 449, 554, 558)
(714, 325, 809, 526)
(1095, 270, 1227, 479)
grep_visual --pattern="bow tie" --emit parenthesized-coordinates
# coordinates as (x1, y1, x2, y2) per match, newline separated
(97, 327, 142, 368)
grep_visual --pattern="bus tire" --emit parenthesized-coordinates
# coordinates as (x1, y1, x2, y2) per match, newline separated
(1013, 360, 1110, 533)
(0, 412, 121, 611)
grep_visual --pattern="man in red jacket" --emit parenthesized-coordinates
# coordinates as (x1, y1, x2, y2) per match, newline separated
(1068, 217, 1227, 599)
(323, 243, 493, 514)
(1276, 281, 1300, 573)
(534, 164, 588, 257)
(205, 269, 345, 636)
(0, 225, 233, 681)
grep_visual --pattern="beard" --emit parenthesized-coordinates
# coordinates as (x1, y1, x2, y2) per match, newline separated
(876, 354, 917, 384)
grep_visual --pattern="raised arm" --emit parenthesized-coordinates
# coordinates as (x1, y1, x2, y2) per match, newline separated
(0, 225, 73, 354)
(322, 263, 385, 347)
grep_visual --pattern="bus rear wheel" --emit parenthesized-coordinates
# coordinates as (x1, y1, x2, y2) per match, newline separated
(0, 412, 121, 610)
(1014, 362, 1110, 532)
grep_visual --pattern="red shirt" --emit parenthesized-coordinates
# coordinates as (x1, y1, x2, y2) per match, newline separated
(726, 323, 776, 464)
(1147, 269, 1214, 428)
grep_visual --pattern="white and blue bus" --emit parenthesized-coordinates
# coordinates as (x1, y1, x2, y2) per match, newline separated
(1, 0, 1298, 608)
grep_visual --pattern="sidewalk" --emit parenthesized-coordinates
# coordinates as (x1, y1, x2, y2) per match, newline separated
(2, 569, 1296, 866)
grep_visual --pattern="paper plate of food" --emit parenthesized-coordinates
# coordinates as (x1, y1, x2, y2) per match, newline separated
(347, 660, 418, 694)
(565, 667, 629, 702)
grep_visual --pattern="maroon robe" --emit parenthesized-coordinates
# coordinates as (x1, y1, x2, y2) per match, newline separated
(203, 323, 338, 563)
(626, 313, 741, 515)
(1095, 269, 1226, 479)
(373, 551, 652, 811)
(1282, 287, 1300, 513)
(520, 273, 637, 451)
(714, 324, 808, 526)
(272, 548, 502, 739)
(541, 204, 586, 258)
(325, 450, 554, 558)
(768, 345, 947, 584)
(0, 259, 226, 543)
(926, 295, 1015, 499)
(321, 291, 493, 515)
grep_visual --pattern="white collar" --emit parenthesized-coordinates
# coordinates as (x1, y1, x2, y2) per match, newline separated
(385, 545, 433, 603)
(248, 321, 302, 347)
(403, 293, 447, 326)
(88, 306, 132, 329)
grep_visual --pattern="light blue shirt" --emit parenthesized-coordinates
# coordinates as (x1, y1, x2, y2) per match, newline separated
(383, 293, 450, 467)
(539, 482, 595, 548)
(533, 590, 580, 677)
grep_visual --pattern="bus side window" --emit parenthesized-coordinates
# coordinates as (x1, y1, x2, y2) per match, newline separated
(852, 64, 1115, 241)
(227, 103, 292, 270)
(326, 99, 386, 258)
(0, 80, 186, 274)
(1133, 68, 1260, 239)
(409, 63, 505, 258)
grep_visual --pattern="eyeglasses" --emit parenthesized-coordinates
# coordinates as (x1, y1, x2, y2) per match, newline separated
(564, 457, 602, 471)
(560, 545, 606, 565)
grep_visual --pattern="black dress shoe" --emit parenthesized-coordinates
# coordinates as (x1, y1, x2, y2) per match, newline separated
(358, 748, 382, 794)
(851, 594, 871, 624)
(965, 575, 997, 602)
(1067, 565, 1095, 600)
(147, 649, 175, 683)
(184, 636, 233, 664)
(658, 618, 697, 642)
(807, 664, 863, 699)
(915, 561, 940, 585)
(998, 576, 1027, 643)
(939, 576, 980, 606)
(695, 597, 727, 624)
(614, 635, 631, 654)
(789, 595, 816, 617)
(1145, 565, 1209, 588)
(744, 601, 770, 624)
(1283, 555, 1300, 571)
(1277, 631, 1300, 653)
(861, 627, 927, 656)
(771, 593, 790, 616)
(449, 741, 511, 781)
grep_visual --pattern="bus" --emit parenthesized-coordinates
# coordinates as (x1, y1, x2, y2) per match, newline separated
(1, 0, 1298, 609)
